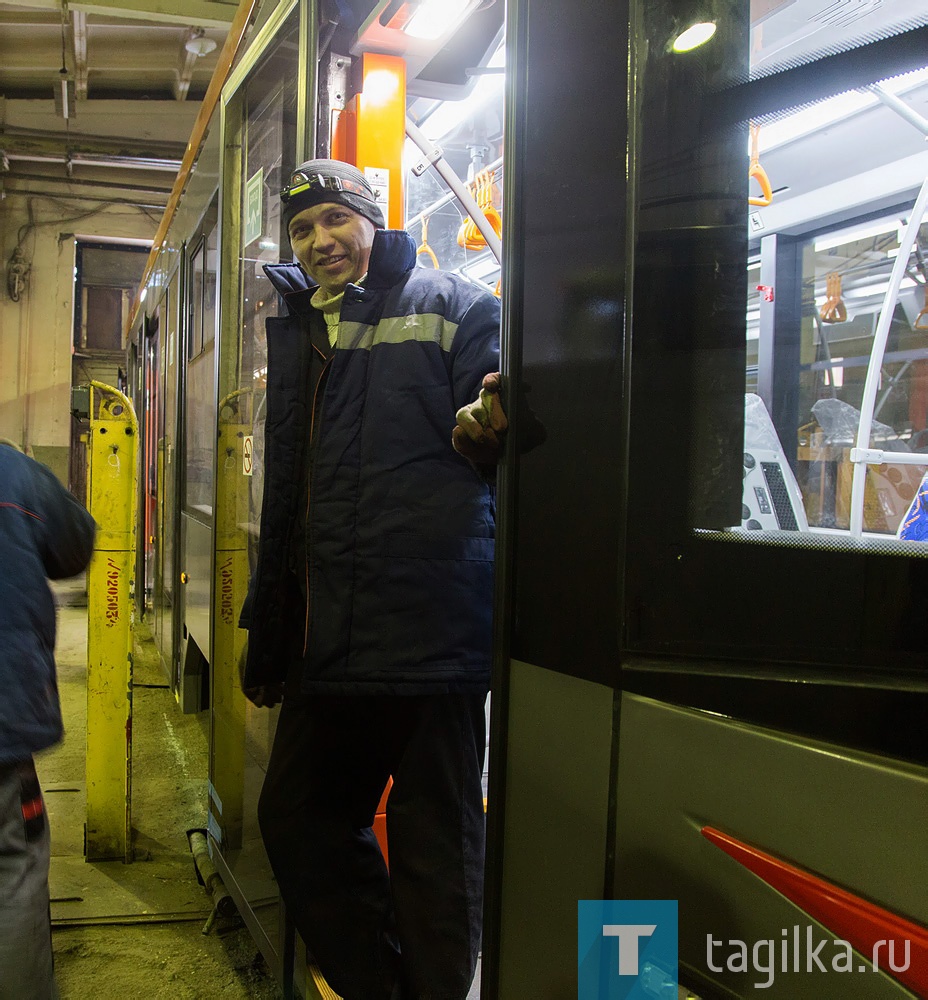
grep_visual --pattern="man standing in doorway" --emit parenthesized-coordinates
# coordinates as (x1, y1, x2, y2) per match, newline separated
(0, 441, 96, 1000)
(239, 159, 507, 1000)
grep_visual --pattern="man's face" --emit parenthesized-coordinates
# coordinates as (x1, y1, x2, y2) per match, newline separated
(287, 201, 376, 298)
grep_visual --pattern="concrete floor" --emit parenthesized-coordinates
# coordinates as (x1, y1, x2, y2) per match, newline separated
(40, 577, 282, 999)
(41, 577, 484, 1000)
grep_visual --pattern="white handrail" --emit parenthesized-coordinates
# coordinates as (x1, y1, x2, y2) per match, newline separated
(405, 116, 503, 264)
(848, 173, 928, 536)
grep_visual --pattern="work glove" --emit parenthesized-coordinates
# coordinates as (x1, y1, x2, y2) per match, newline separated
(453, 372, 508, 464)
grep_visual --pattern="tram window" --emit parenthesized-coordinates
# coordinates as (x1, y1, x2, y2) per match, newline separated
(187, 228, 217, 363)
(692, 5, 928, 553)
(203, 226, 217, 349)
(403, 36, 505, 294)
(189, 242, 205, 359)
(218, 8, 298, 547)
(186, 236, 215, 513)
(602, 1, 928, 670)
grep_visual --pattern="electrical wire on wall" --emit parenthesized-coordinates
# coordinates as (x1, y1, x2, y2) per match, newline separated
(5, 195, 161, 303)
(7, 202, 35, 302)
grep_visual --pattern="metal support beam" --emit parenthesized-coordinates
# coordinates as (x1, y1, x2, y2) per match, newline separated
(2, 170, 174, 195)
(869, 84, 928, 140)
(85, 381, 138, 862)
(0, 125, 187, 161)
(757, 233, 804, 465)
(71, 0, 237, 26)
(1, 0, 236, 21)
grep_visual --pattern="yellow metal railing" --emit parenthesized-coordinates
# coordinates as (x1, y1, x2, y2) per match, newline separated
(85, 380, 138, 862)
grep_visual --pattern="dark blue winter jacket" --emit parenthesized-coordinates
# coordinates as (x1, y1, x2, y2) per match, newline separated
(240, 230, 500, 694)
(0, 447, 96, 763)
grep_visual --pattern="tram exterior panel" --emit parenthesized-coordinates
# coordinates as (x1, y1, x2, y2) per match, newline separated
(126, 0, 928, 996)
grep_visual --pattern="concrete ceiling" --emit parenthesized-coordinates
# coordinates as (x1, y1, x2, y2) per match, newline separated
(0, 0, 237, 206)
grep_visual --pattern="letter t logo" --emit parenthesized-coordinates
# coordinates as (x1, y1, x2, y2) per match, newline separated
(602, 924, 657, 975)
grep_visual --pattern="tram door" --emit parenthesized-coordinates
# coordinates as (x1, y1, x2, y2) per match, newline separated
(177, 219, 218, 711)
(142, 307, 161, 620)
(159, 269, 181, 674)
(208, 0, 302, 983)
(486, 0, 928, 998)
(143, 272, 182, 675)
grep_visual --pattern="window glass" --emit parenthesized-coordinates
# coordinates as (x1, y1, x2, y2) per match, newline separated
(190, 242, 204, 359)
(720, 4, 928, 547)
(614, 0, 928, 668)
(211, 8, 299, 963)
(185, 227, 218, 513)
(404, 37, 505, 291)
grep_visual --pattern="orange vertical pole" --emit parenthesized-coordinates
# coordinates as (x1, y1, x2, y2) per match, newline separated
(332, 52, 407, 229)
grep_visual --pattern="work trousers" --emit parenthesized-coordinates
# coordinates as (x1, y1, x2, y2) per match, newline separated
(258, 683, 488, 1000)
(0, 758, 57, 1000)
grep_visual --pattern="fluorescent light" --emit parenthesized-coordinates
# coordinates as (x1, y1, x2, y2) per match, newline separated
(363, 68, 401, 107)
(404, 0, 477, 40)
(672, 22, 717, 53)
(757, 66, 928, 153)
(813, 219, 902, 252)
(843, 276, 917, 301)
(412, 38, 505, 142)
(824, 361, 845, 388)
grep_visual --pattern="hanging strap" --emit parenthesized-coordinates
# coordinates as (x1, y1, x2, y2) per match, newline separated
(820, 271, 847, 324)
(748, 123, 773, 208)
(415, 215, 440, 268)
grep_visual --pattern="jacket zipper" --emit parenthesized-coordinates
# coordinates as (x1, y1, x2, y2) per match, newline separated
(304, 347, 332, 656)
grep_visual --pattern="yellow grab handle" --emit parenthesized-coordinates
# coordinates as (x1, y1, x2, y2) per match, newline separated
(748, 123, 773, 208)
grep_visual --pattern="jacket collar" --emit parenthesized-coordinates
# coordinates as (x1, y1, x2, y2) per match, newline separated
(263, 229, 417, 317)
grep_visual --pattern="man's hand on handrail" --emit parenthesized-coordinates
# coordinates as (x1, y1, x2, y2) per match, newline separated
(453, 372, 509, 464)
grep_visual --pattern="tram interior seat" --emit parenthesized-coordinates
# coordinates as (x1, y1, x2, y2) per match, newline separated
(738, 393, 809, 533)
(808, 396, 924, 533)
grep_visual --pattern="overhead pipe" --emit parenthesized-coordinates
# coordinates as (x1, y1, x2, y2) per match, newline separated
(187, 828, 237, 933)
(5, 151, 181, 172)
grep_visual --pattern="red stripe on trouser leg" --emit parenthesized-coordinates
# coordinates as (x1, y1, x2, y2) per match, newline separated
(21, 796, 43, 822)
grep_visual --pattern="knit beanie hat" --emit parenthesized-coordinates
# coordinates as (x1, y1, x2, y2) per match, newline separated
(281, 159, 386, 231)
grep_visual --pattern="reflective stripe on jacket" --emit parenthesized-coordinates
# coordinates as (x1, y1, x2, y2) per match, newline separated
(241, 230, 499, 694)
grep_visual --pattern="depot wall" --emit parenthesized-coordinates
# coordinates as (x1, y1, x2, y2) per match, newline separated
(0, 195, 155, 484)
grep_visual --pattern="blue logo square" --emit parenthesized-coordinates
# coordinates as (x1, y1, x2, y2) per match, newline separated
(578, 900, 678, 999)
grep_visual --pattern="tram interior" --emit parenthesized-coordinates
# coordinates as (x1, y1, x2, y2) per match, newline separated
(740, 0, 928, 540)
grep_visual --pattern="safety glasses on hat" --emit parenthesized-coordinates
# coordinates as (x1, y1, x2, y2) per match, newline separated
(280, 170, 372, 205)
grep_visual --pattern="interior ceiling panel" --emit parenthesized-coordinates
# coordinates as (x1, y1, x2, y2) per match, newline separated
(0, 0, 234, 203)
(0, 0, 925, 221)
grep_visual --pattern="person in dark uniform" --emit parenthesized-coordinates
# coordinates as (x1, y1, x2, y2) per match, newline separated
(239, 160, 507, 1000)
(0, 441, 96, 1000)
